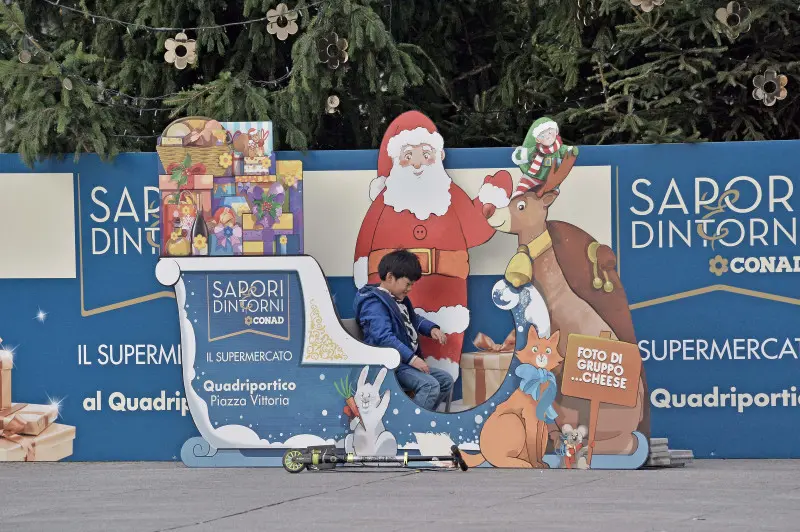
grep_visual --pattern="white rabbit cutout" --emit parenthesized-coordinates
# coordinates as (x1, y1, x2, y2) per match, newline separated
(344, 366, 398, 457)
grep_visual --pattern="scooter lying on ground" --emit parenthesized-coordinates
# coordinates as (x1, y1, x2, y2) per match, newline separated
(282, 445, 469, 473)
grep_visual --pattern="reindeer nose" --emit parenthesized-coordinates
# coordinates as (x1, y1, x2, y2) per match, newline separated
(482, 203, 496, 219)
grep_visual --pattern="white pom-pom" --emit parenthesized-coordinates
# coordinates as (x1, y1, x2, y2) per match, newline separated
(478, 183, 510, 208)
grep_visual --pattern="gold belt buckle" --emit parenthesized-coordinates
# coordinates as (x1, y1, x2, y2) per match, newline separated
(407, 248, 434, 275)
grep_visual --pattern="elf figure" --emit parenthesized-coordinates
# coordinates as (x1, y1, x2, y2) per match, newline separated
(512, 117, 579, 194)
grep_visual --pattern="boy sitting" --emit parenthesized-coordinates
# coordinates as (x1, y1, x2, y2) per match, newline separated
(353, 250, 454, 412)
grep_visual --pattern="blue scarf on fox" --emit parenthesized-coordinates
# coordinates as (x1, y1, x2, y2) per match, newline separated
(515, 364, 558, 423)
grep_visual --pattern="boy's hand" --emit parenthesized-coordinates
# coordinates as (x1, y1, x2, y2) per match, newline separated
(411, 357, 430, 373)
(431, 328, 447, 345)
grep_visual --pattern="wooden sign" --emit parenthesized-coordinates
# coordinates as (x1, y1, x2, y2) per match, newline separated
(561, 332, 643, 466)
(561, 332, 642, 407)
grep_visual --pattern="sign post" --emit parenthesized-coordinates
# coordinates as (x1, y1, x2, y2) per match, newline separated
(560, 331, 643, 466)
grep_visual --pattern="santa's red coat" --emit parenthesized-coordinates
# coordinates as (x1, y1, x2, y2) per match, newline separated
(353, 182, 497, 375)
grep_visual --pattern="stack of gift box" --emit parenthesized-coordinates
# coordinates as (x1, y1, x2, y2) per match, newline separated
(156, 117, 304, 257)
(0, 349, 77, 461)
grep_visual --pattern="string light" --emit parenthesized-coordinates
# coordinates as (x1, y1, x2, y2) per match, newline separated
(40, 0, 327, 33)
(15, 1, 315, 110)
(18, 0, 771, 139)
(28, 0, 685, 107)
(14, 30, 296, 111)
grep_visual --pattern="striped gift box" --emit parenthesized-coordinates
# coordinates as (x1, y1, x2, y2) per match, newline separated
(221, 121, 274, 156)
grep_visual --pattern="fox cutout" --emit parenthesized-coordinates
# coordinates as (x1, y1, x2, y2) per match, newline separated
(462, 327, 564, 469)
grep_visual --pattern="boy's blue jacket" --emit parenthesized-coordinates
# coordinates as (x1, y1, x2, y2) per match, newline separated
(353, 284, 438, 367)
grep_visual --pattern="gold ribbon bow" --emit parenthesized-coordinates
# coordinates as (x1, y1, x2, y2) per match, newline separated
(473, 331, 516, 352)
(0, 403, 36, 461)
(504, 231, 553, 288)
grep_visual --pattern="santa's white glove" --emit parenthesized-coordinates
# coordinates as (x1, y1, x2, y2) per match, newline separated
(353, 257, 369, 289)
(369, 176, 386, 201)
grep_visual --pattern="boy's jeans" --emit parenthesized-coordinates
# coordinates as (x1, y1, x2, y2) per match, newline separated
(395, 365, 454, 411)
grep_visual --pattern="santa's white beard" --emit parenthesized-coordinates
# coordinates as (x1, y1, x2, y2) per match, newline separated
(382, 159, 452, 220)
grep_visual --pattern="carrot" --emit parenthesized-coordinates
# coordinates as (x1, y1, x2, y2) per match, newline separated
(335, 375, 363, 428)
(345, 396, 361, 422)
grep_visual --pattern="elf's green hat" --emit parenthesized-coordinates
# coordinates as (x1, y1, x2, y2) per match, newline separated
(528, 116, 558, 138)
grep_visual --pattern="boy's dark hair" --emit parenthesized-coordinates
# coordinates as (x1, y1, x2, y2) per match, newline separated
(378, 249, 423, 282)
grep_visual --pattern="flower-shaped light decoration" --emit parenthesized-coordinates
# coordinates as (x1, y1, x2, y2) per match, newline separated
(752, 69, 788, 107)
(630, 0, 664, 12)
(267, 3, 299, 41)
(318, 32, 349, 70)
(709, 255, 729, 277)
(715, 2, 751, 38)
(164, 32, 197, 70)
(219, 153, 233, 170)
(325, 95, 340, 114)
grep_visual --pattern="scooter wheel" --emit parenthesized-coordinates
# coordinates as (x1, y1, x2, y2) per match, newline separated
(282, 449, 306, 473)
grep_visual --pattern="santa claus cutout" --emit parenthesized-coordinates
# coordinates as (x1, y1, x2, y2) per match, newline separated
(353, 111, 514, 384)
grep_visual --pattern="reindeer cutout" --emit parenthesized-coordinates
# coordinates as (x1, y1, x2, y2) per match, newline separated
(482, 166, 649, 457)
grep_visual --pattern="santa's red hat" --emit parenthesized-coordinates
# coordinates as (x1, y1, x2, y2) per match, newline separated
(377, 111, 445, 180)
(478, 170, 514, 208)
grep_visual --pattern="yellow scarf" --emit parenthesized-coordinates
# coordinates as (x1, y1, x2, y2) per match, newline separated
(504, 231, 552, 288)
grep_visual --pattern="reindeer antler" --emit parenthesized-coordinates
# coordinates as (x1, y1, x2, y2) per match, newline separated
(536, 154, 578, 197)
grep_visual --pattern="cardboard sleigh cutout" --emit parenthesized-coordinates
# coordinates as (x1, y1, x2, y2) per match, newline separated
(156, 114, 649, 469)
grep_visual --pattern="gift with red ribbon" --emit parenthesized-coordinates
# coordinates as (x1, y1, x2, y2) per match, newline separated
(159, 168, 213, 192)
(460, 331, 516, 407)
(161, 154, 211, 190)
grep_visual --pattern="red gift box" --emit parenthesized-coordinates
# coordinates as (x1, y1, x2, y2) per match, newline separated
(159, 173, 213, 192)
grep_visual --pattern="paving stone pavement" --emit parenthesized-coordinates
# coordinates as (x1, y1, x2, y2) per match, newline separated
(0, 460, 797, 531)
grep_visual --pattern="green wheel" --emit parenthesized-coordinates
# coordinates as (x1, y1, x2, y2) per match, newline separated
(282, 449, 306, 473)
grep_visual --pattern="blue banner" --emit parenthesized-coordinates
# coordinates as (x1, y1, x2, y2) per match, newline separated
(617, 140, 800, 459)
(2, 141, 800, 460)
